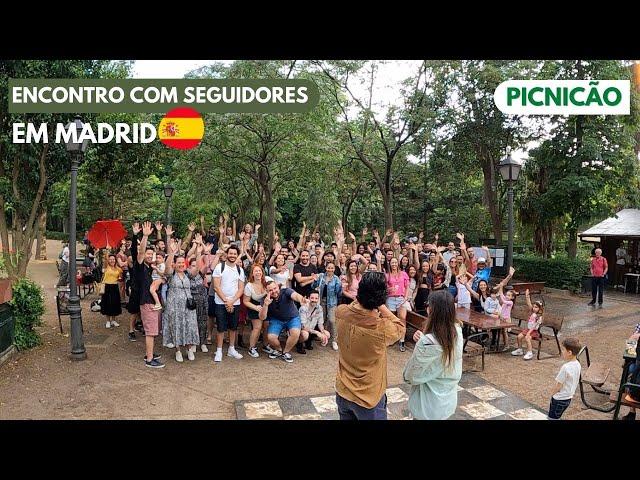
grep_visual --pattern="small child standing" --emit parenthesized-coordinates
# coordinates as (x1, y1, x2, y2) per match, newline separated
(548, 338, 582, 419)
(511, 289, 543, 360)
(498, 284, 516, 350)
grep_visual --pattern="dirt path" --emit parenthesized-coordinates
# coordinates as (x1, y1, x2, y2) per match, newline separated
(0, 249, 637, 419)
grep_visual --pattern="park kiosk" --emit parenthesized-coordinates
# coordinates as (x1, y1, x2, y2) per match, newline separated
(579, 209, 640, 293)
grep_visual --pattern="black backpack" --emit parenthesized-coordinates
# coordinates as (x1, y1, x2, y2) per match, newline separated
(220, 262, 242, 276)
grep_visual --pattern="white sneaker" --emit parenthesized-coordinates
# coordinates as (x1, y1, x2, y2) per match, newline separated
(175, 350, 184, 362)
(227, 348, 243, 359)
(511, 348, 524, 356)
(165, 343, 175, 349)
(111, 320, 120, 327)
(248, 347, 259, 358)
(187, 350, 195, 361)
(214, 350, 223, 362)
(332, 341, 339, 351)
(105, 321, 111, 328)
(189, 345, 196, 353)
(201, 344, 209, 353)
(523, 351, 534, 360)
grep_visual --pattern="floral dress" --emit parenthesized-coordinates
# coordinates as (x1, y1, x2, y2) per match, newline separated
(162, 272, 199, 347)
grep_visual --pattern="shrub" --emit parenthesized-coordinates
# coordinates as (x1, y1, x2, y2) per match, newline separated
(513, 254, 590, 292)
(10, 278, 45, 350)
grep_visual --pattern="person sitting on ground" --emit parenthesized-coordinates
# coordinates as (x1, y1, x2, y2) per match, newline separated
(149, 251, 166, 311)
(259, 280, 308, 363)
(511, 289, 543, 360)
(297, 290, 330, 354)
(548, 338, 582, 420)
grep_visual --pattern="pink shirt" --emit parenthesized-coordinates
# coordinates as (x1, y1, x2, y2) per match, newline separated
(341, 274, 361, 299)
(499, 293, 513, 320)
(527, 313, 542, 331)
(386, 271, 410, 297)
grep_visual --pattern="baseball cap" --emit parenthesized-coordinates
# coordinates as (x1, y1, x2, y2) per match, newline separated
(477, 257, 486, 263)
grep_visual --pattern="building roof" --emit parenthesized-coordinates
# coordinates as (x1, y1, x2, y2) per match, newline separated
(579, 209, 640, 239)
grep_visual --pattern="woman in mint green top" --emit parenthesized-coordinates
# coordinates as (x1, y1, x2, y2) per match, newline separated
(403, 290, 463, 420)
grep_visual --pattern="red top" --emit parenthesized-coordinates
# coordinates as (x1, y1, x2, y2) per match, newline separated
(591, 256, 608, 277)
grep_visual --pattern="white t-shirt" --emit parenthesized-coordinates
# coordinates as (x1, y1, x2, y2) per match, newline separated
(456, 279, 471, 305)
(269, 266, 290, 288)
(553, 359, 581, 400)
(212, 262, 246, 305)
(443, 251, 456, 264)
(616, 248, 626, 265)
(62, 246, 69, 263)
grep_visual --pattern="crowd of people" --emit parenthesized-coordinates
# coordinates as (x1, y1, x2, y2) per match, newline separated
(65, 215, 593, 420)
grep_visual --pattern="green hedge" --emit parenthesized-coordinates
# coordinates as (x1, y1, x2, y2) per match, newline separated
(45, 230, 76, 241)
(512, 255, 590, 292)
(10, 278, 45, 350)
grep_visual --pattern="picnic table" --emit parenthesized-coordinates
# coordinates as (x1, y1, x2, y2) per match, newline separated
(456, 307, 513, 353)
(612, 340, 638, 420)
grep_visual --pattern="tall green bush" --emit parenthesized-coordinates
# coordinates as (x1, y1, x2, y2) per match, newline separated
(513, 255, 590, 292)
(10, 278, 45, 350)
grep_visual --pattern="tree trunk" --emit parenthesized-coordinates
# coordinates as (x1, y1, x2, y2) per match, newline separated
(382, 193, 393, 231)
(534, 223, 553, 258)
(36, 208, 47, 260)
(262, 183, 276, 250)
(567, 227, 578, 259)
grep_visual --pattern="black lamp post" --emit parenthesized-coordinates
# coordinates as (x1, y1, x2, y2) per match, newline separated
(163, 184, 174, 226)
(65, 116, 89, 361)
(498, 152, 522, 271)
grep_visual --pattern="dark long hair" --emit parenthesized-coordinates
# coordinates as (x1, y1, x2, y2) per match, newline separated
(425, 290, 458, 370)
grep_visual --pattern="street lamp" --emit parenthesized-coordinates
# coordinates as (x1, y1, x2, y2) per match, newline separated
(163, 184, 174, 226)
(65, 116, 89, 361)
(498, 152, 522, 271)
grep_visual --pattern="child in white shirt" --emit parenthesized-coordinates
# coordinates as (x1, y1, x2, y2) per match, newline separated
(548, 338, 582, 419)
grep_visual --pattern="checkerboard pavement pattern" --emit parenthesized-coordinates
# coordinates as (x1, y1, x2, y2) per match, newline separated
(235, 373, 548, 420)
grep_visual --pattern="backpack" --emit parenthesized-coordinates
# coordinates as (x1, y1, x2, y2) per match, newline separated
(220, 262, 242, 276)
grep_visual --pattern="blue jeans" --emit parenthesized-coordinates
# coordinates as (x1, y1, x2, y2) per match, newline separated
(336, 394, 387, 420)
(548, 397, 571, 419)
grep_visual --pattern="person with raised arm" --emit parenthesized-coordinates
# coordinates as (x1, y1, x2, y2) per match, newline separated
(163, 235, 200, 362)
(134, 221, 165, 368)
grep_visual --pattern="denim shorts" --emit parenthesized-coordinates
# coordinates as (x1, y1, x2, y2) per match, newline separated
(267, 316, 301, 336)
(386, 296, 405, 312)
(548, 397, 571, 419)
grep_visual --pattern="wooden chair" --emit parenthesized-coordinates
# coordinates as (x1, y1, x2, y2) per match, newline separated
(577, 345, 616, 413)
(463, 332, 487, 372)
(510, 310, 563, 360)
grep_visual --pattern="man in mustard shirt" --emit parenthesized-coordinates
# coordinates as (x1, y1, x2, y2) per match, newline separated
(335, 271, 406, 420)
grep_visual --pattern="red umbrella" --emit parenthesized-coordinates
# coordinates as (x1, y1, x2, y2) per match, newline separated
(86, 220, 128, 249)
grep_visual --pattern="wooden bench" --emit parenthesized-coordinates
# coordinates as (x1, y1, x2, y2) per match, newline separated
(509, 306, 563, 360)
(508, 282, 545, 295)
(406, 310, 428, 332)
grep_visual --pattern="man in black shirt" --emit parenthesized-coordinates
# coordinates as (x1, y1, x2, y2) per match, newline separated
(293, 250, 318, 299)
(134, 221, 165, 368)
